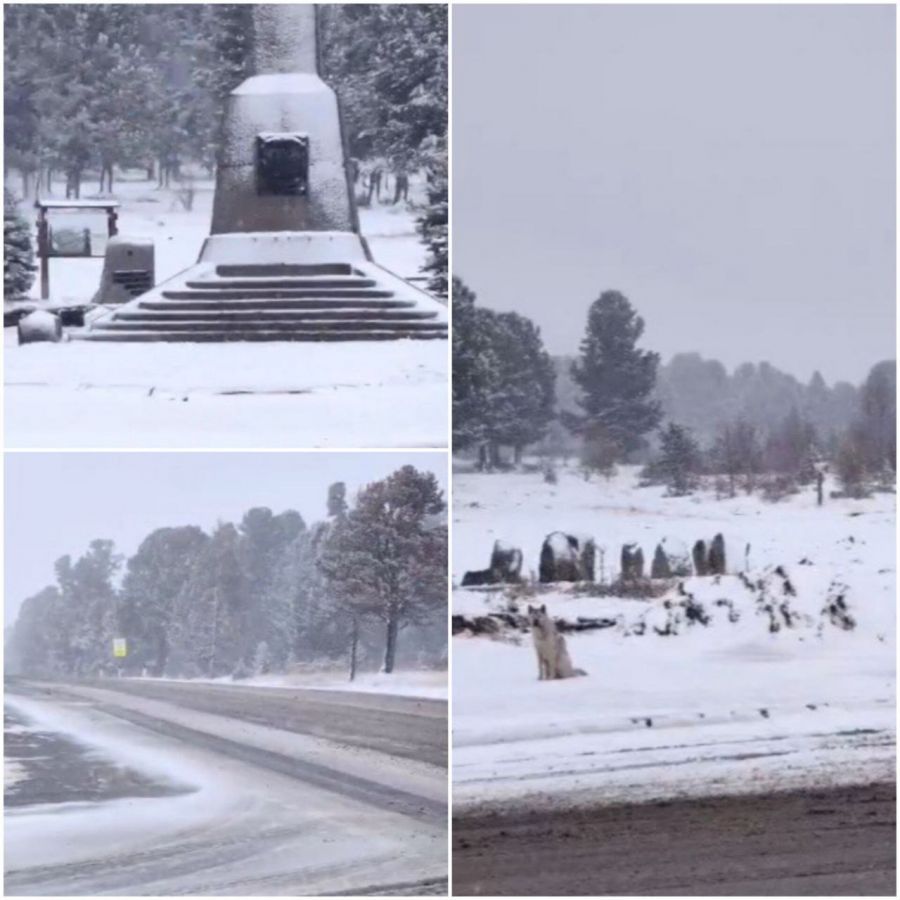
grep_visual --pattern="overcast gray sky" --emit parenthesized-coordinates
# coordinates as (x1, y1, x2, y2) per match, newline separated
(453, 3, 895, 385)
(4, 452, 447, 626)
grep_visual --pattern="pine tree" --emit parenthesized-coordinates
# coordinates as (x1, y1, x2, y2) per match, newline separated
(569, 291, 661, 456)
(418, 138, 448, 296)
(319, 466, 446, 674)
(4, 190, 36, 301)
(119, 526, 208, 676)
(168, 523, 246, 678)
(452, 277, 495, 452)
(656, 423, 701, 496)
(858, 360, 896, 477)
(487, 310, 556, 461)
(237, 508, 305, 670)
(451, 278, 556, 464)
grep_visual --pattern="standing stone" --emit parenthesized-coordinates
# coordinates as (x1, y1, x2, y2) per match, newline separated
(489, 541, 523, 583)
(709, 533, 727, 575)
(651, 543, 671, 579)
(692, 540, 708, 576)
(621, 543, 645, 580)
(540, 532, 594, 583)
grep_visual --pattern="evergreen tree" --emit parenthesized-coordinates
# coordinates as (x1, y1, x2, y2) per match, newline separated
(119, 526, 208, 675)
(858, 360, 896, 476)
(487, 310, 556, 461)
(237, 508, 306, 670)
(320, 4, 447, 292)
(569, 291, 661, 456)
(168, 523, 246, 678)
(6, 586, 59, 676)
(452, 277, 495, 452)
(451, 278, 556, 464)
(4, 190, 36, 300)
(55, 540, 122, 676)
(655, 423, 702, 496)
(418, 137, 448, 296)
(319, 466, 446, 674)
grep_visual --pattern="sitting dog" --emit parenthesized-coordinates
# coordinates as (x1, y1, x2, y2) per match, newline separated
(527, 604, 587, 680)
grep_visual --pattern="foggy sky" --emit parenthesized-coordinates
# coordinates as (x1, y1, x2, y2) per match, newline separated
(4, 452, 447, 626)
(453, 4, 895, 385)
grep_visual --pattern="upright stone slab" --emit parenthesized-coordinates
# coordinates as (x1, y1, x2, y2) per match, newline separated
(211, 5, 355, 236)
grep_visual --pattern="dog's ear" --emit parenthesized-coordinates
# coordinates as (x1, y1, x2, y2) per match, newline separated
(540, 604, 547, 613)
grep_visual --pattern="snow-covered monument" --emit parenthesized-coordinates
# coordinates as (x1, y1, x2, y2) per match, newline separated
(81, 5, 446, 342)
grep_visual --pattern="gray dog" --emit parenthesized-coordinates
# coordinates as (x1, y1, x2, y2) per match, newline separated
(527, 604, 587, 680)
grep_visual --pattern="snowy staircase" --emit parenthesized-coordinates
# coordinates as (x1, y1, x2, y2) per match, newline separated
(78, 243, 448, 343)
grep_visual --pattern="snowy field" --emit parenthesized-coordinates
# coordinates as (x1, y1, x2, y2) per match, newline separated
(452, 465, 896, 812)
(4, 174, 447, 449)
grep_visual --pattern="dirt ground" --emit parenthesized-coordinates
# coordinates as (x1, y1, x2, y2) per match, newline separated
(453, 782, 896, 896)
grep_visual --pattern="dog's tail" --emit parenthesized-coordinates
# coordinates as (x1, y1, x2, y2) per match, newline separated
(572, 668, 588, 677)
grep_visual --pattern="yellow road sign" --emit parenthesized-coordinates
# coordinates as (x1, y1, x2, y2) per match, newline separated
(113, 638, 127, 658)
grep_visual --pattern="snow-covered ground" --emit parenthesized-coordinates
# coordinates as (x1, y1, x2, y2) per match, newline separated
(452, 465, 896, 812)
(128, 669, 448, 700)
(4, 174, 447, 448)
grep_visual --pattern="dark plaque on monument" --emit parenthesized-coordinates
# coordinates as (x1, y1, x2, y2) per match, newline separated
(256, 133, 309, 196)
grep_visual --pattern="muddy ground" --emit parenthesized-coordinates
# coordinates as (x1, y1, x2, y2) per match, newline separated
(453, 782, 896, 896)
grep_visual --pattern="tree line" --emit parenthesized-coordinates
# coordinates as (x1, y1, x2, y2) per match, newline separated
(7, 466, 447, 681)
(452, 277, 896, 498)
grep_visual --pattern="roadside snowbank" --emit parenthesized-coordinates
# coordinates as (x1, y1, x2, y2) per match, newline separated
(129, 669, 448, 700)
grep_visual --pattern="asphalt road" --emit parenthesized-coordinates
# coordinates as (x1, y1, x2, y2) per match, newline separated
(6, 678, 447, 896)
(74, 676, 447, 767)
(453, 783, 896, 896)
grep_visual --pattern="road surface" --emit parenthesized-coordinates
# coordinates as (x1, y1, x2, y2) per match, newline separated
(453, 783, 896, 896)
(5, 677, 447, 896)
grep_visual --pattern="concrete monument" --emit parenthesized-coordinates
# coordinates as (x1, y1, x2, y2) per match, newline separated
(82, 5, 446, 343)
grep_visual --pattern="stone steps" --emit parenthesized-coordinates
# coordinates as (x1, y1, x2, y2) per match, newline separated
(91, 318, 445, 333)
(215, 263, 355, 277)
(184, 277, 378, 290)
(80, 328, 447, 343)
(161, 287, 395, 301)
(138, 298, 416, 312)
(111, 308, 438, 323)
(80, 246, 447, 343)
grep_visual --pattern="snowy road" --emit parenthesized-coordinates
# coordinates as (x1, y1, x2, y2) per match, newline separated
(453, 783, 896, 896)
(5, 678, 447, 896)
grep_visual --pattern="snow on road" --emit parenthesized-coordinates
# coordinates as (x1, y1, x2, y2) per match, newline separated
(4, 176, 447, 449)
(4, 685, 446, 894)
(452, 465, 896, 811)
